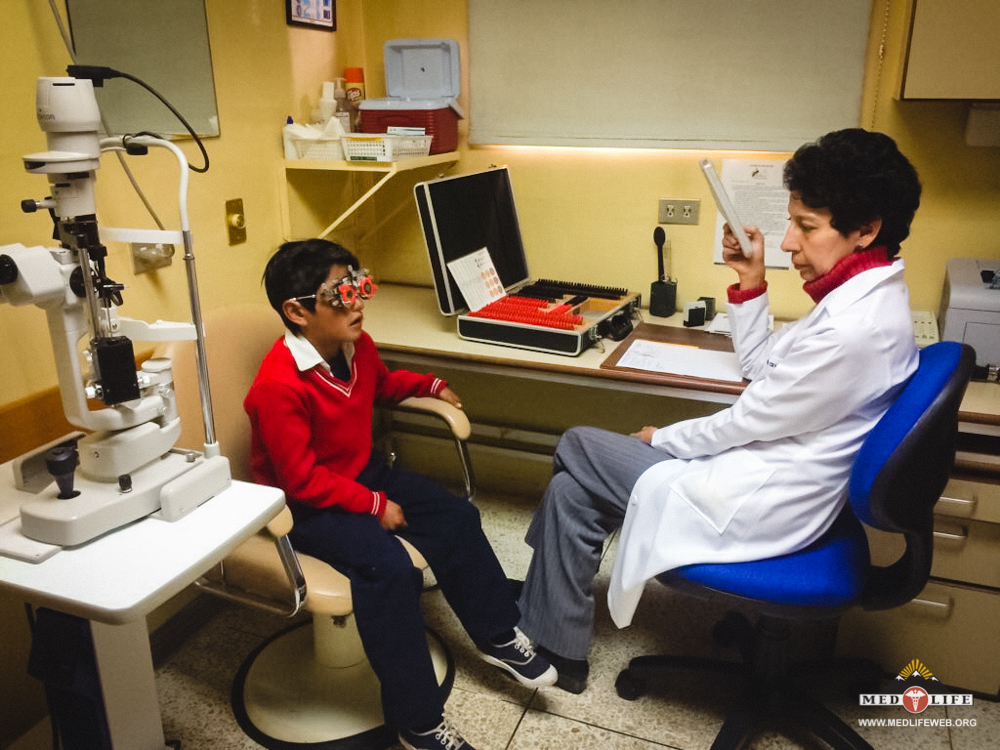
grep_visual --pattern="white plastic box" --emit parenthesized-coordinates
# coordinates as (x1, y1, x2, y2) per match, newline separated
(360, 39, 463, 155)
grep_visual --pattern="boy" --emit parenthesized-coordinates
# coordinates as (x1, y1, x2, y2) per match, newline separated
(245, 239, 555, 750)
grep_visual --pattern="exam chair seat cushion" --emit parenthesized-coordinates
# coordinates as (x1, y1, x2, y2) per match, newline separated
(219, 525, 427, 618)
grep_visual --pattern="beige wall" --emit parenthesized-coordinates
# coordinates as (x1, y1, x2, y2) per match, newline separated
(353, 0, 1000, 324)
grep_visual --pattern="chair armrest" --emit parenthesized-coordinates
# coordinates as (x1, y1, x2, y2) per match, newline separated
(393, 397, 475, 501)
(395, 397, 471, 441)
(266, 505, 294, 537)
(196, 504, 308, 617)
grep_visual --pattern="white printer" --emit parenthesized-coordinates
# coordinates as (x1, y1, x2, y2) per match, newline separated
(939, 257, 1000, 366)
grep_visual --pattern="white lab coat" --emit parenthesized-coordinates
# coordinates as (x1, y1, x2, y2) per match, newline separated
(608, 260, 918, 627)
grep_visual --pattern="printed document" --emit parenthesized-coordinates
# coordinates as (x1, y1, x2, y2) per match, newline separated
(616, 339, 744, 383)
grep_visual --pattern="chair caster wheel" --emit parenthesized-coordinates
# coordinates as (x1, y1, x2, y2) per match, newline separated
(615, 669, 646, 701)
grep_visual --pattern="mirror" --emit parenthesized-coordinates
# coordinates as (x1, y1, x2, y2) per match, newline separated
(67, 0, 220, 137)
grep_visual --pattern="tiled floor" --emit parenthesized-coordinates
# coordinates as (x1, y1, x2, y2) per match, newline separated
(155, 491, 999, 750)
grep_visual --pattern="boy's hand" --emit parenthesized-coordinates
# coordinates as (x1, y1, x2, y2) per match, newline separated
(380, 499, 408, 531)
(438, 387, 463, 409)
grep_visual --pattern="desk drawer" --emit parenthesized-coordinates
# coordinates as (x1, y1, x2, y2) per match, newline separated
(835, 580, 1000, 695)
(931, 516, 1000, 588)
(939, 474, 1000, 524)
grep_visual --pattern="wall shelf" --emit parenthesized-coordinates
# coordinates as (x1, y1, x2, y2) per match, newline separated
(279, 152, 459, 240)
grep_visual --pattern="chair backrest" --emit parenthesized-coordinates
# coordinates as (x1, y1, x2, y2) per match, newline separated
(155, 304, 284, 481)
(848, 341, 975, 610)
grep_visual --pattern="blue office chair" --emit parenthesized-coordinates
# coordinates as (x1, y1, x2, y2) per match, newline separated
(615, 341, 975, 750)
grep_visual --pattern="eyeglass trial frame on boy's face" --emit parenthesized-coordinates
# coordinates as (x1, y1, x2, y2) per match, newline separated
(287, 267, 378, 309)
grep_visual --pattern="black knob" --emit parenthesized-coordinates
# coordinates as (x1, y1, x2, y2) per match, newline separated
(0, 255, 18, 285)
(20, 199, 39, 213)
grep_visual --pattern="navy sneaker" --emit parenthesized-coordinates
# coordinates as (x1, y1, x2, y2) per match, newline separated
(478, 626, 558, 688)
(399, 719, 474, 750)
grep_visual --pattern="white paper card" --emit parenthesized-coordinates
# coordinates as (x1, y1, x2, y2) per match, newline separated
(712, 158, 791, 269)
(446, 248, 506, 312)
(616, 339, 744, 383)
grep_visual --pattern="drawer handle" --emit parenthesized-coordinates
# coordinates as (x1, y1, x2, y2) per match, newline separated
(907, 596, 954, 618)
(935, 495, 977, 517)
(932, 527, 969, 542)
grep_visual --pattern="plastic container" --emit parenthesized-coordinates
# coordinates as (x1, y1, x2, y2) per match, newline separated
(360, 39, 463, 155)
(341, 134, 432, 162)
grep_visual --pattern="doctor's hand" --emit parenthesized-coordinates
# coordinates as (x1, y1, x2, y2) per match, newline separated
(380, 499, 408, 531)
(631, 425, 658, 444)
(438, 387, 463, 410)
(722, 223, 766, 291)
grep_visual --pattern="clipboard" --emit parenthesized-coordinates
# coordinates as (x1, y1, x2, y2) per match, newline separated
(700, 159, 754, 258)
(600, 323, 747, 396)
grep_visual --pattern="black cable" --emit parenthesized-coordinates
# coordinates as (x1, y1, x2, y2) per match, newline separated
(67, 65, 210, 173)
(24, 603, 62, 750)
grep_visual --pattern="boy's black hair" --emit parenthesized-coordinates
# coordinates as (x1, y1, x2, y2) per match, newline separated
(783, 129, 921, 257)
(263, 239, 359, 333)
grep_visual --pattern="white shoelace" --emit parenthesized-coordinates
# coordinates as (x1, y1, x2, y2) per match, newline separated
(512, 626, 535, 658)
(431, 720, 466, 750)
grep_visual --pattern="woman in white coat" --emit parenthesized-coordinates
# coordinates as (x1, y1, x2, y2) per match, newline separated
(516, 129, 923, 694)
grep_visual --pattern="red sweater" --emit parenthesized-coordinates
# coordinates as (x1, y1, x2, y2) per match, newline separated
(244, 332, 445, 517)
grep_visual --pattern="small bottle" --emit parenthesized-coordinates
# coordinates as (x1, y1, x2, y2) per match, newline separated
(344, 67, 365, 132)
(318, 81, 337, 124)
(333, 78, 351, 133)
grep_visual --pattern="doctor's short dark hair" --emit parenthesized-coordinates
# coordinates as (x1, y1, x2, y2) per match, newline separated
(783, 129, 921, 257)
(263, 238, 359, 333)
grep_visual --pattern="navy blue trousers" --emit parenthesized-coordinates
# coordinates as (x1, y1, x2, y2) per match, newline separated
(288, 452, 519, 730)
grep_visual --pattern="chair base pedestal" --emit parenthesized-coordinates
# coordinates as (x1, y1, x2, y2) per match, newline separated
(616, 612, 879, 750)
(232, 619, 453, 749)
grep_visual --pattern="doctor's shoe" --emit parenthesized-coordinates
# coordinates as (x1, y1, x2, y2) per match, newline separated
(536, 645, 589, 694)
(477, 626, 558, 688)
(399, 719, 475, 750)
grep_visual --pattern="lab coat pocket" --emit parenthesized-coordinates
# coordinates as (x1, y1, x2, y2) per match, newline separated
(670, 449, 774, 534)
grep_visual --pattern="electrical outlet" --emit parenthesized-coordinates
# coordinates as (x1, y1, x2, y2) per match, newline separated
(659, 198, 700, 225)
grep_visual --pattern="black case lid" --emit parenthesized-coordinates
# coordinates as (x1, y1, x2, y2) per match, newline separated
(415, 167, 530, 315)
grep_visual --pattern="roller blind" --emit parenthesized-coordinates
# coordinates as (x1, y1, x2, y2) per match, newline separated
(469, 0, 872, 150)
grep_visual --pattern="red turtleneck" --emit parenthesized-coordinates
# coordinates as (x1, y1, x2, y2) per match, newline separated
(727, 246, 892, 305)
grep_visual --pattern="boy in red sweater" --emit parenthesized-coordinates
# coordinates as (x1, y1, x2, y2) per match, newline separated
(245, 239, 555, 750)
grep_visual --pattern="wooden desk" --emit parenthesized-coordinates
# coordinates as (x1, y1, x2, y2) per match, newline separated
(364, 283, 1000, 427)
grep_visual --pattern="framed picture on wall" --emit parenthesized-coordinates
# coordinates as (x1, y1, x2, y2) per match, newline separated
(286, 0, 336, 30)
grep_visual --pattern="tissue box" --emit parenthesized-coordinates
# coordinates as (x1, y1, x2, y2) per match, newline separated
(359, 38, 462, 155)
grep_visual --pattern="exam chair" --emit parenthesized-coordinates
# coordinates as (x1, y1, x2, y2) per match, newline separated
(615, 341, 975, 750)
(156, 303, 473, 749)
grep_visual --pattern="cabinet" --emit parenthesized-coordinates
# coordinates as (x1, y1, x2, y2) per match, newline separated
(278, 152, 459, 241)
(898, 0, 1000, 99)
(835, 405, 1000, 695)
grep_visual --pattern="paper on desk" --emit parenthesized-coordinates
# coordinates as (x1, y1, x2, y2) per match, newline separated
(711, 159, 791, 269)
(616, 339, 744, 383)
(446, 248, 505, 312)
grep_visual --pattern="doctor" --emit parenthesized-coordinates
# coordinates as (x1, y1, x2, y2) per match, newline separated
(516, 129, 923, 694)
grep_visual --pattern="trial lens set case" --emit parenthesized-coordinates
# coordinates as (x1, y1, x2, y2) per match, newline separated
(415, 167, 640, 356)
(360, 39, 463, 154)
